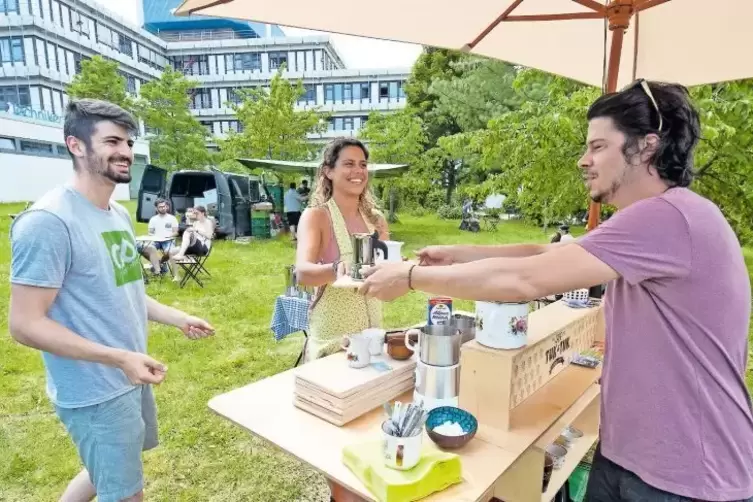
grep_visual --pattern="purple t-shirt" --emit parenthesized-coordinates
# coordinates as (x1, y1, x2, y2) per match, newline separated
(578, 188, 753, 500)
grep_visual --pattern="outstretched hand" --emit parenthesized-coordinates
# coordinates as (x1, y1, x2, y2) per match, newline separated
(415, 246, 454, 266)
(180, 315, 215, 340)
(358, 261, 414, 301)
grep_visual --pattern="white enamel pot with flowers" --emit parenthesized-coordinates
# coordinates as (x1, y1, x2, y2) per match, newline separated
(475, 301, 529, 350)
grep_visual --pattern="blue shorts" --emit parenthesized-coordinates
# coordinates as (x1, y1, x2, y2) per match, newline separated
(152, 240, 172, 252)
(139, 240, 172, 253)
(56, 386, 159, 502)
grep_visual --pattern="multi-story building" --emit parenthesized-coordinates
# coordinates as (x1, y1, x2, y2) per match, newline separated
(0, 0, 411, 144)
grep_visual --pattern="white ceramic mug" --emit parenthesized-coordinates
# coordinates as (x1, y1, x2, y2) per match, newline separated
(382, 421, 422, 470)
(341, 333, 371, 368)
(362, 328, 385, 356)
(475, 301, 529, 349)
(375, 240, 405, 263)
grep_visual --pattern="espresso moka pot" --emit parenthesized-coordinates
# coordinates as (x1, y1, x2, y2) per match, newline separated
(351, 231, 389, 280)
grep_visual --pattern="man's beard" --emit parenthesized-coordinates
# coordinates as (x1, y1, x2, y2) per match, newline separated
(89, 153, 132, 184)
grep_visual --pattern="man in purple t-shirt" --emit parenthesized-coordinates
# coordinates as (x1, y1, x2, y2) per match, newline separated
(359, 80, 753, 501)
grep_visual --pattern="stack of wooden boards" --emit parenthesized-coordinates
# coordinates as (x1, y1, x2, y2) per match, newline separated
(293, 352, 417, 426)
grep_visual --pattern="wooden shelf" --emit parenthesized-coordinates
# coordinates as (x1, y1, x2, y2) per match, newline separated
(540, 398, 600, 501)
(534, 380, 600, 451)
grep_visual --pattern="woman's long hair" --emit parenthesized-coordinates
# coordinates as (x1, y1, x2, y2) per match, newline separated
(309, 137, 383, 225)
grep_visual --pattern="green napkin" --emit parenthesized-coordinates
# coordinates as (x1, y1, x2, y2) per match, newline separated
(342, 440, 462, 502)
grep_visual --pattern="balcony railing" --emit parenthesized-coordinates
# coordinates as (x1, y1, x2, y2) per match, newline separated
(156, 29, 261, 43)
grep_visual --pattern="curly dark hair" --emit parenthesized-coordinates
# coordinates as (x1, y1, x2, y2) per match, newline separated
(586, 80, 701, 187)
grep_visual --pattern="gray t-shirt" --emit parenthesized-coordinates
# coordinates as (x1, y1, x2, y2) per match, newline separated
(10, 185, 147, 408)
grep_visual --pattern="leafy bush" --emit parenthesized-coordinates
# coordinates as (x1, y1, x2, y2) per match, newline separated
(437, 204, 463, 220)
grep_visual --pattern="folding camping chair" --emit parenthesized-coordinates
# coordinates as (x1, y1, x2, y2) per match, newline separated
(174, 245, 213, 288)
(174, 216, 216, 288)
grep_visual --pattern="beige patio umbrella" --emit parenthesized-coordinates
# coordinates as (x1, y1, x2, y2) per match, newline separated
(176, 0, 753, 229)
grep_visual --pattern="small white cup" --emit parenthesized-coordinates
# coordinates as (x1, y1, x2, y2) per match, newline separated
(382, 421, 422, 470)
(362, 328, 386, 356)
(341, 333, 371, 368)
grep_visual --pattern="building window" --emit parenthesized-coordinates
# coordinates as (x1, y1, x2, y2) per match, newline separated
(1, 0, 20, 14)
(121, 73, 137, 94)
(359, 82, 370, 101)
(118, 34, 133, 57)
(73, 53, 89, 73)
(172, 54, 209, 75)
(297, 84, 316, 104)
(329, 117, 345, 131)
(227, 120, 242, 133)
(20, 140, 53, 154)
(55, 0, 64, 27)
(268, 51, 287, 70)
(189, 89, 212, 109)
(70, 10, 90, 37)
(0, 137, 16, 150)
(225, 53, 260, 72)
(0, 37, 24, 63)
(200, 121, 213, 134)
(344, 117, 354, 130)
(138, 46, 164, 70)
(379, 83, 389, 99)
(227, 87, 249, 105)
(389, 82, 399, 99)
(0, 85, 31, 107)
(324, 84, 333, 103)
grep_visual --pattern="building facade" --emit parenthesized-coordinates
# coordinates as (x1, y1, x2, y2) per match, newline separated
(0, 110, 150, 201)
(0, 0, 411, 146)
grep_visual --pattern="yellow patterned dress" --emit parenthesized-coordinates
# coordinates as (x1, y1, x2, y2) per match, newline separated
(304, 198, 383, 362)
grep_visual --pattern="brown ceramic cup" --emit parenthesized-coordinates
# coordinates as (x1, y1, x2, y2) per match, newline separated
(387, 338, 413, 360)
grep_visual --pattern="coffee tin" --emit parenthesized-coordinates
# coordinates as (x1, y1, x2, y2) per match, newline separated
(427, 297, 453, 326)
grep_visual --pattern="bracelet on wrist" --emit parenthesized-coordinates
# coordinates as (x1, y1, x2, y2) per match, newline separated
(408, 264, 417, 290)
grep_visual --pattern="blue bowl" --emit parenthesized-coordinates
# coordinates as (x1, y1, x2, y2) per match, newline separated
(426, 406, 478, 449)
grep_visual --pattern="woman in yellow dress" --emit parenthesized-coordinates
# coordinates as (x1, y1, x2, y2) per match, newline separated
(295, 137, 389, 363)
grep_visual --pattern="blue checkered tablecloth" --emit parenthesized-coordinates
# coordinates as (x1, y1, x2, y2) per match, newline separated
(270, 295, 310, 341)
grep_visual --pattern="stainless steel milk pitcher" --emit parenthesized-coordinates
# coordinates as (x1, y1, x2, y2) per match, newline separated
(351, 231, 388, 280)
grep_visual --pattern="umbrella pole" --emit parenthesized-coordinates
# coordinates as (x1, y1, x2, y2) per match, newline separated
(586, 0, 631, 231)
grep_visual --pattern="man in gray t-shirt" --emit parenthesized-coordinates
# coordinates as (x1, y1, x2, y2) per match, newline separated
(9, 99, 215, 502)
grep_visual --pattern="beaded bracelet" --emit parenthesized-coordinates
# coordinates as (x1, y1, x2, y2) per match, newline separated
(408, 264, 417, 290)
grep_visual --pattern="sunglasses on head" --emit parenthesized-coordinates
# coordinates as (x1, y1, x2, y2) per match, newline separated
(622, 78, 664, 132)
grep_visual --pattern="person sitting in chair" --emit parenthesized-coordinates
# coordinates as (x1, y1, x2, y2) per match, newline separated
(139, 198, 178, 275)
(167, 206, 214, 282)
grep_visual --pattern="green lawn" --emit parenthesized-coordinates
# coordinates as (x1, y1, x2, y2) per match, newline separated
(1, 202, 751, 502)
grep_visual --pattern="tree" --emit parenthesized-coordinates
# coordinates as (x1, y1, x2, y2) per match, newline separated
(429, 58, 525, 132)
(135, 66, 211, 171)
(689, 80, 753, 243)
(404, 47, 464, 143)
(219, 68, 327, 163)
(450, 69, 598, 226)
(359, 109, 425, 165)
(359, 109, 426, 221)
(455, 68, 753, 241)
(66, 55, 135, 112)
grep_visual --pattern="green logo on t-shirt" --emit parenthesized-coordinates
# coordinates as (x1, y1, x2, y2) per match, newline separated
(101, 230, 142, 286)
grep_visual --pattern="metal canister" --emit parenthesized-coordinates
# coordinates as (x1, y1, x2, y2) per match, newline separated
(284, 265, 297, 297)
(427, 297, 453, 326)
